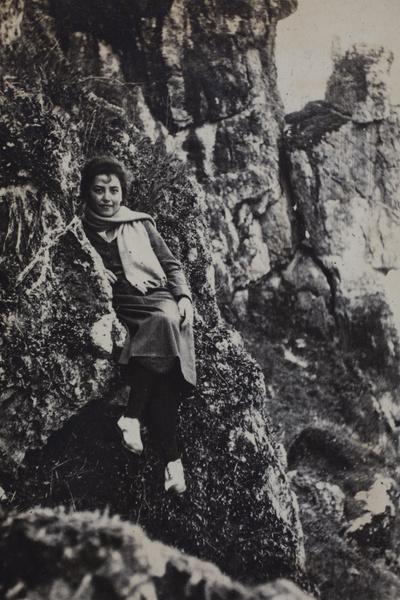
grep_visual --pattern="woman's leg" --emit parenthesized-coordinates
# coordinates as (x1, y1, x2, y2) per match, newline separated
(125, 359, 156, 419)
(118, 359, 157, 454)
(146, 376, 180, 464)
(123, 358, 187, 492)
(138, 359, 189, 466)
(147, 367, 187, 494)
(122, 358, 180, 457)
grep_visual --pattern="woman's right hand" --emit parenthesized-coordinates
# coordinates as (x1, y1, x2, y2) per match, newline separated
(105, 269, 118, 285)
(178, 297, 193, 328)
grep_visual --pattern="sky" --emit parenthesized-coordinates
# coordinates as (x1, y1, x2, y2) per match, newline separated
(276, 0, 400, 113)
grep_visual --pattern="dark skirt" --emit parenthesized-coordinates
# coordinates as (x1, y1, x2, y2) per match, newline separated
(113, 286, 196, 387)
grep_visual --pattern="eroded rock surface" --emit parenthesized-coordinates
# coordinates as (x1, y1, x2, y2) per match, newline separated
(279, 45, 400, 373)
(47, 0, 297, 319)
(0, 0, 304, 586)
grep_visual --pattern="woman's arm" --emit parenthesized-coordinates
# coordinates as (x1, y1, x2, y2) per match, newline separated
(143, 221, 192, 302)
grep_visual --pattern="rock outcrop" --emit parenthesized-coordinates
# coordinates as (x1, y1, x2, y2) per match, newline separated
(3, 0, 400, 595)
(15, 0, 398, 375)
(0, 508, 313, 600)
(47, 0, 297, 320)
(0, 0, 304, 586)
(48, 1, 400, 382)
(253, 44, 400, 377)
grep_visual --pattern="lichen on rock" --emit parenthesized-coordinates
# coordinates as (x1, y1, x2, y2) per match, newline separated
(0, 507, 312, 600)
(0, 0, 305, 588)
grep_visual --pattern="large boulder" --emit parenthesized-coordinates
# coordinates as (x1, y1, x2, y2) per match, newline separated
(0, 508, 313, 600)
(0, 0, 305, 586)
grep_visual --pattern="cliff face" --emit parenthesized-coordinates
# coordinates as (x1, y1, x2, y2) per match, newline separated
(47, 0, 297, 318)
(0, 0, 304, 587)
(2, 0, 400, 595)
(46, 0, 400, 379)
(248, 44, 400, 600)
(282, 45, 400, 373)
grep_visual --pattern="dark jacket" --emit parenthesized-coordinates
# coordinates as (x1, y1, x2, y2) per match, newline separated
(83, 220, 192, 301)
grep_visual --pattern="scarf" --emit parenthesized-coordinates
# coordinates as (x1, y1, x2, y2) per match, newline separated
(82, 204, 167, 294)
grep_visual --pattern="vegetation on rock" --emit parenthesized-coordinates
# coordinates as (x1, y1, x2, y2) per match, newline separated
(0, 0, 304, 590)
(0, 507, 312, 600)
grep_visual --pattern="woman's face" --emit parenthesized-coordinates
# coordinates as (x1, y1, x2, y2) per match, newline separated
(88, 173, 123, 217)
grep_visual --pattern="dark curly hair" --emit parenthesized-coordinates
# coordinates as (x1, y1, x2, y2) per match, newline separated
(80, 156, 129, 200)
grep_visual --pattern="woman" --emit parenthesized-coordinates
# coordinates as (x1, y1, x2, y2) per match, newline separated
(80, 156, 196, 495)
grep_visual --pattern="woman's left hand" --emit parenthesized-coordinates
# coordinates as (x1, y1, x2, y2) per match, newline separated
(178, 297, 193, 328)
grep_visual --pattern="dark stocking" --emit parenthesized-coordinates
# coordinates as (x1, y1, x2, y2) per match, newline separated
(125, 359, 184, 464)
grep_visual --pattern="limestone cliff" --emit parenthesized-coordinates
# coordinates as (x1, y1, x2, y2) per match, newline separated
(246, 43, 400, 600)
(47, 0, 297, 319)
(2, 0, 400, 596)
(282, 44, 400, 374)
(46, 0, 400, 381)
(0, 0, 304, 587)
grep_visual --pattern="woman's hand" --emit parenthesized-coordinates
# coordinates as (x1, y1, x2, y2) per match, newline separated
(105, 269, 118, 285)
(178, 297, 193, 328)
